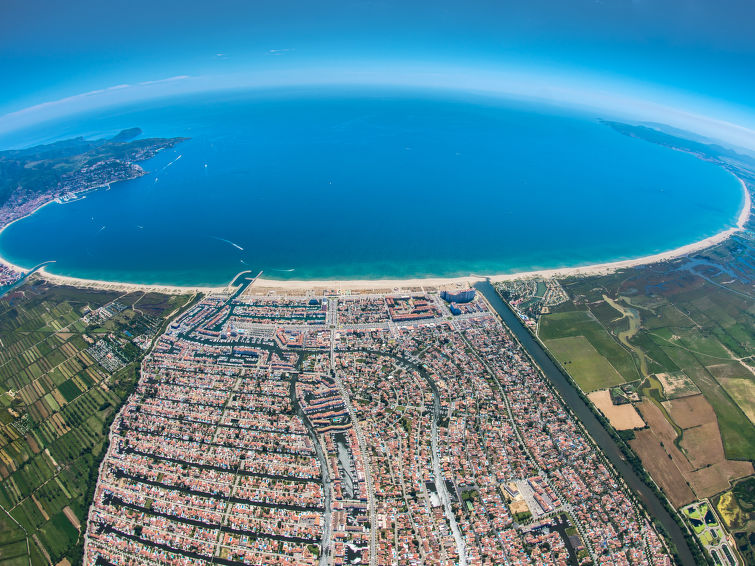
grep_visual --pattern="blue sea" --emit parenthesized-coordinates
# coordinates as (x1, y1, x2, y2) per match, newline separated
(0, 88, 745, 286)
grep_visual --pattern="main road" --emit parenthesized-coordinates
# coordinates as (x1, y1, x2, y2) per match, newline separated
(474, 280, 695, 566)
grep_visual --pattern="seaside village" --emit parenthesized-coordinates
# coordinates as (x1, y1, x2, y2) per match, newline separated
(0, 263, 24, 288)
(84, 284, 672, 566)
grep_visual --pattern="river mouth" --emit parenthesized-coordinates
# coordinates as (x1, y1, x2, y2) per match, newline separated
(0, 88, 745, 287)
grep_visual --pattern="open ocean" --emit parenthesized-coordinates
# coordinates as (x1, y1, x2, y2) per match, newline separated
(0, 88, 745, 286)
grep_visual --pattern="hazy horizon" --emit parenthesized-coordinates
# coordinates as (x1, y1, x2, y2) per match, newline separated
(1, 0, 754, 150)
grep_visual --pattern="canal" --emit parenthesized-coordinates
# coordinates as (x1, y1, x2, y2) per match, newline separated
(0, 260, 56, 300)
(474, 280, 695, 565)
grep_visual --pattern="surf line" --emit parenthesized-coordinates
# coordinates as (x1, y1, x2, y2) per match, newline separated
(211, 236, 244, 251)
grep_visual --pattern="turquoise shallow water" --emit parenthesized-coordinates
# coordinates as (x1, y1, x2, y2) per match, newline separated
(0, 88, 745, 286)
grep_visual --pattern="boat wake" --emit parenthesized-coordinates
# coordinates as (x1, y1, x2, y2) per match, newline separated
(212, 236, 244, 251)
(161, 154, 183, 171)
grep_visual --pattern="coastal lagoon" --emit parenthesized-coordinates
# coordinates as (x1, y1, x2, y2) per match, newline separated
(0, 88, 746, 286)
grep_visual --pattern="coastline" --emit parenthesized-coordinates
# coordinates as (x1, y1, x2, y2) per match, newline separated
(0, 197, 64, 273)
(0, 174, 147, 274)
(0, 175, 750, 295)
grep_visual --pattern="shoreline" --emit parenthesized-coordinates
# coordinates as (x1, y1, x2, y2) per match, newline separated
(0, 175, 750, 295)
(0, 174, 147, 274)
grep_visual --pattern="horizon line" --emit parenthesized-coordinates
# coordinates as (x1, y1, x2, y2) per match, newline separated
(1, 64, 755, 153)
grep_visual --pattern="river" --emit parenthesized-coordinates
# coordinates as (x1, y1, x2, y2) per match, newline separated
(0, 261, 55, 299)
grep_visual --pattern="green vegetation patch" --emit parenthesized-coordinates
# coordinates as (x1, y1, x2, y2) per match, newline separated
(544, 336, 626, 392)
(539, 309, 641, 383)
(716, 477, 755, 532)
(57, 380, 82, 404)
(0, 280, 195, 565)
(713, 373, 755, 426)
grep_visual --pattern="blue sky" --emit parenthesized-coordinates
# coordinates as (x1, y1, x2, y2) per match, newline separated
(2, 0, 754, 148)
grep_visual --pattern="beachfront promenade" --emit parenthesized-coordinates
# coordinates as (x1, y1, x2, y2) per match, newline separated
(83, 287, 673, 565)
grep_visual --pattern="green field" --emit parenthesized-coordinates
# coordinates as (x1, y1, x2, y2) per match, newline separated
(540, 238, 755, 461)
(0, 279, 194, 564)
(543, 336, 626, 392)
(539, 310, 641, 383)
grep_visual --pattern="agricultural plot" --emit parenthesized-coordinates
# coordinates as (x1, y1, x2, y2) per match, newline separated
(526, 235, 755, 562)
(631, 393, 753, 507)
(587, 389, 645, 429)
(538, 310, 640, 384)
(0, 280, 193, 565)
(545, 336, 626, 392)
(707, 364, 755, 425)
(547, 238, 755, 460)
(655, 371, 701, 399)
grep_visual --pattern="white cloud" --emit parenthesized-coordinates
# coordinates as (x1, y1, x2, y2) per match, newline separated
(138, 75, 190, 86)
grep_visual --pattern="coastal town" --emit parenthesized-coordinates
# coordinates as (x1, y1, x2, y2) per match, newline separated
(83, 284, 672, 565)
(0, 129, 187, 288)
(3, 2, 755, 564)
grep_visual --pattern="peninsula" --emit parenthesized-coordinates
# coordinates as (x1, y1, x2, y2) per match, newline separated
(0, 129, 186, 284)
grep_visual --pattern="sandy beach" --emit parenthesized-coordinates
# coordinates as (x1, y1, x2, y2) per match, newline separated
(1, 175, 750, 296)
(238, 174, 752, 293)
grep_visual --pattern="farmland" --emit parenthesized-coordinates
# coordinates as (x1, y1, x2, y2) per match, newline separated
(498, 221, 755, 563)
(543, 335, 626, 392)
(587, 389, 645, 430)
(538, 309, 641, 386)
(630, 398, 751, 507)
(537, 234, 755, 455)
(0, 279, 194, 565)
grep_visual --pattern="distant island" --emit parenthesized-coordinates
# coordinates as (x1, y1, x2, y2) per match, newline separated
(0, 129, 187, 284)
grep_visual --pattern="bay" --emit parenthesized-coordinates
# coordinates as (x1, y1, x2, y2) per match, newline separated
(0, 88, 744, 286)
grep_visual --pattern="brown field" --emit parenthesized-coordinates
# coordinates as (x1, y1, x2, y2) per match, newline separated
(25, 434, 40, 454)
(588, 390, 645, 430)
(637, 401, 677, 443)
(633, 399, 753, 504)
(662, 395, 716, 429)
(32, 494, 49, 521)
(51, 388, 66, 406)
(32, 399, 51, 420)
(681, 423, 722, 468)
(655, 371, 700, 399)
(50, 413, 69, 436)
(630, 429, 695, 507)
